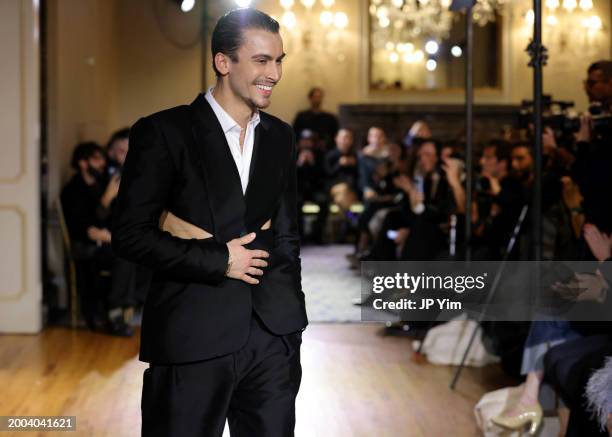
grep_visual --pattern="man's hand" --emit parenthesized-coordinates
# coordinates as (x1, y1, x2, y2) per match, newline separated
(561, 176, 583, 210)
(552, 271, 608, 303)
(101, 174, 121, 208)
(393, 174, 413, 193)
(584, 223, 612, 262)
(297, 149, 315, 166)
(394, 227, 410, 246)
(442, 157, 462, 187)
(225, 232, 269, 285)
(87, 226, 112, 244)
(485, 174, 502, 195)
(542, 126, 558, 153)
(339, 156, 356, 166)
(575, 113, 592, 143)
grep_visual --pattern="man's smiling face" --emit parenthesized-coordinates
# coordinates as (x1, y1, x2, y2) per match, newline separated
(226, 28, 285, 110)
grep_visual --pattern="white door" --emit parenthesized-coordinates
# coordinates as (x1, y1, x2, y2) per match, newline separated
(0, 0, 42, 333)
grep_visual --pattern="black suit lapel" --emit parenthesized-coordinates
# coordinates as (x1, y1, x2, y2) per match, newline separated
(245, 124, 263, 199)
(245, 117, 284, 228)
(190, 94, 245, 242)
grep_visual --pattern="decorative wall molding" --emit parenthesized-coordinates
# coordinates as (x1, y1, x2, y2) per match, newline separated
(0, 0, 27, 183)
(0, 206, 27, 301)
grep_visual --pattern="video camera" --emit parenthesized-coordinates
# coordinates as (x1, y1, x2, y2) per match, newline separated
(519, 95, 611, 143)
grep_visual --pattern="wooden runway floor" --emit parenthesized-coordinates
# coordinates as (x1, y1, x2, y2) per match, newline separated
(0, 324, 514, 437)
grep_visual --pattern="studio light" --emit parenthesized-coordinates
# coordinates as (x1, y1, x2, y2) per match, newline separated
(426, 59, 437, 71)
(235, 0, 252, 7)
(451, 45, 462, 57)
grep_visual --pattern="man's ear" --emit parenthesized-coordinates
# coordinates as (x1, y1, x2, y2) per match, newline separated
(214, 52, 231, 76)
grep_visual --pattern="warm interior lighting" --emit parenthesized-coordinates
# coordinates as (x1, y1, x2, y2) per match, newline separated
(334, 12, 349, 29)
(281, 11, 297, 28)
(177, 0, 195, 12)
(545, 0, 560, 9)
(425, 40, 439, 55)
(562, 0, 577, 11)
(546, 15, 558, 26)
(280, 0, 295, 9)
(451, 45, 462, 57)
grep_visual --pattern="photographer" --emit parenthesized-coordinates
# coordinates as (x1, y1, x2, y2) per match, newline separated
(573, 61, 612, 250)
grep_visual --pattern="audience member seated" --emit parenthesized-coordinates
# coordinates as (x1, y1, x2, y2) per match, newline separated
(471, 140, 512, 259)
(352, 126, 391, 257)
(105, 127, 130, 175)
(369, 139, 464, 262)
(296, 130, 328, 244)
(102, 128, 150, 309)
(60, 142, 133, 337)
(325, 128, 359, 212)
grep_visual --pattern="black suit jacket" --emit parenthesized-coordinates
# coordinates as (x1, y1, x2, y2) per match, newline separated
(112, 94, 308, 364)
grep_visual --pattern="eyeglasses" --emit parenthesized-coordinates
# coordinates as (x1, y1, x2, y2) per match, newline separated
(584, 79, 606, 87)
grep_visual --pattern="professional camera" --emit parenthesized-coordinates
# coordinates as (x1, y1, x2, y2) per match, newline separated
(518, 96, 580, 141)
(588, 102, 612, 141)
(519, 95, 611, 143)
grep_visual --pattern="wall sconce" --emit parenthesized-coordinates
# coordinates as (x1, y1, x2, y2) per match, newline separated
(273, 0, 349, 62)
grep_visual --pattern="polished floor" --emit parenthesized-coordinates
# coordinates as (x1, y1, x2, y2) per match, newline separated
(0, 245, 516, 436)
(0, 323, 514, 437)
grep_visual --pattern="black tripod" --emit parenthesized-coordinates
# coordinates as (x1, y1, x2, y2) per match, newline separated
(449, 204, 529, 390)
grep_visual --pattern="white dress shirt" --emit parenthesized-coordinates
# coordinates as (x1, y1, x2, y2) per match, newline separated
(204, 87, 260, 194)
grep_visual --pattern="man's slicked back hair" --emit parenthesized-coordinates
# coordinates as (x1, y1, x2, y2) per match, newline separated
(211, 8, 280, 78)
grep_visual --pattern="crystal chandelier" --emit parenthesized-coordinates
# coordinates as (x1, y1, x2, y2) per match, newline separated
(276, 0, 349, 33)
(370, 0, 505, 45)
(275, 0, 350, 63)
(370, 0, 505, 74)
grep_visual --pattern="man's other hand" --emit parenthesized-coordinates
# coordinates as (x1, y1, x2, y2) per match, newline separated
(226, 233, 269, 285)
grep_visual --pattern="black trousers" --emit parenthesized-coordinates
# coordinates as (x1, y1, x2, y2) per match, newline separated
(75, 243, 144, 310)
(141, 313, 302, 437)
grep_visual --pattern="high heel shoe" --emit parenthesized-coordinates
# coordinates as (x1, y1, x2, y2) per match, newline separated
(491, 402, 543, 435)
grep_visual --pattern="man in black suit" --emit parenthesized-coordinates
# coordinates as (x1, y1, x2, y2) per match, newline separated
(112, 8, 307, 437)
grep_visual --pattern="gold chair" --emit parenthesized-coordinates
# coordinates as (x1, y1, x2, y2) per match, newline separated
(55, 197, 79, 329)
(56, 198, 112, 329)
